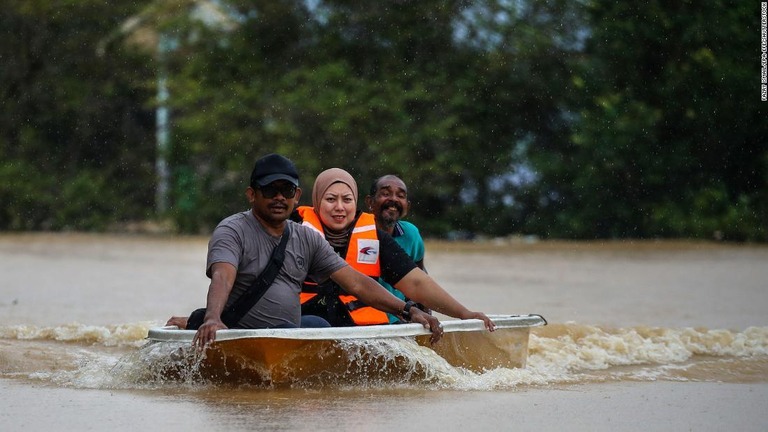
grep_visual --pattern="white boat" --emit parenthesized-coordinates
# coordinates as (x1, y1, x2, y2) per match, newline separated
(146, 314, 546, 384)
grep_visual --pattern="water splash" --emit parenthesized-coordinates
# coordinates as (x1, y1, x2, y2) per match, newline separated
(524, 324, 768, 384)
(530, 324, 768, 369)
(3, 322, 767, 390)
(0, 322, 156, 347)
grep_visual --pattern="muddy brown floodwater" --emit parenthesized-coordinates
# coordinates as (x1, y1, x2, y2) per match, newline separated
(1, 233, 766, 432)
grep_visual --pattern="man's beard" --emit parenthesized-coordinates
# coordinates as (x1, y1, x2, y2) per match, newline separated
(378, 201, 403, 228)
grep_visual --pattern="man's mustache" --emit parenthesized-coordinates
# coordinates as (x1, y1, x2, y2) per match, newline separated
(381, 200, 403, 213)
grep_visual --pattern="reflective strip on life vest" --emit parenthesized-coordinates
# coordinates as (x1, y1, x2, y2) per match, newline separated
(297, 206, 388, 325)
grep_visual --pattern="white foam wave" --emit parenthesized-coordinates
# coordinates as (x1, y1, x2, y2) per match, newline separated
(0, 322, 157, 347)
(6, 323, 768, 390)
(527, 324, 768, 378)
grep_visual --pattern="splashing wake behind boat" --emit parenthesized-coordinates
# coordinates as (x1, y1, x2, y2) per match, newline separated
(2, 320, 766, 391)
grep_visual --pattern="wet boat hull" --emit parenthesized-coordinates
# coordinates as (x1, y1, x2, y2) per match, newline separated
(146, 314, 546, 384)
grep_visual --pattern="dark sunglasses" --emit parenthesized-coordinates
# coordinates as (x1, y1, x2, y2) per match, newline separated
(258, 183, 297, 199)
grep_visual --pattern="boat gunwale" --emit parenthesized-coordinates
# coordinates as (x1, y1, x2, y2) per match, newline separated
(147, 314, 546, 343)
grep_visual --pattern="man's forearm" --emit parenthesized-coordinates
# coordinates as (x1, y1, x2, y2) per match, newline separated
(332, 266, 406, 316)
(356, 276, 407, 315)
(203, 271, 233, 321)
(395, 269, 472, 318)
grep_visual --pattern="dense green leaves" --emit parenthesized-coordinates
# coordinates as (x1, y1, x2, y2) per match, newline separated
(531, 0, 766, 240)
(1, 0, 156, 231)
(1, 0, 764, 240)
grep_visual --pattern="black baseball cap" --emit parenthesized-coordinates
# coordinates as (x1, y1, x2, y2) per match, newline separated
(250, 154, 300, 187)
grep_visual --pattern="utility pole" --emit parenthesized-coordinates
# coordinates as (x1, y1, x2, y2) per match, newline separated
(98, 0, 240, 217)
(155, 33, 172, 215)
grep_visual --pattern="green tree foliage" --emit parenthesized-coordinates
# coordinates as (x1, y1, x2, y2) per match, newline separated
(529, 1, 767, 240)
(167, 0, 581, 236)
(1, 0, 762, 241)
(0, 0, 156, 230)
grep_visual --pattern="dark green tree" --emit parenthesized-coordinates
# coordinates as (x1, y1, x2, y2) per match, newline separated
(0, 0, 156, 230)
(529, 0, 767, 240)
(167, 0, 583, 236)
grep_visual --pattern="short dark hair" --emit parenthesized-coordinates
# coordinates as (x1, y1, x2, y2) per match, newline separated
(369, 174, 405, 196)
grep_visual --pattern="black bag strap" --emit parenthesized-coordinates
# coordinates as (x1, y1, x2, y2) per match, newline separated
(220, 223, 291, 327)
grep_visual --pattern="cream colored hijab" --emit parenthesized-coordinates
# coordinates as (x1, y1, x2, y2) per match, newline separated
(311, 168, 359, 243)
(311, 168, 359, 209)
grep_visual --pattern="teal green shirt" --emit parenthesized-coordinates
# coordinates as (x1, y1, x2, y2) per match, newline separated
(380, 221, 425, 323)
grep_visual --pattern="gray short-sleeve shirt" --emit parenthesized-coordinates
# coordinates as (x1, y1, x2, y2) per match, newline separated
(207, 211, 347, 328)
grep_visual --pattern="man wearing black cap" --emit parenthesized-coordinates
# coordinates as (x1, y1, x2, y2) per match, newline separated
(183, 154, 443, 349)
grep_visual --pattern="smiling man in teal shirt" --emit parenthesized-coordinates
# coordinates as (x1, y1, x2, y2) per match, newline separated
(365, 175, 427, 323)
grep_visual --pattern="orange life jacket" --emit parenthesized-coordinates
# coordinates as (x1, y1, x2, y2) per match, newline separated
(296, 206, 389, 325)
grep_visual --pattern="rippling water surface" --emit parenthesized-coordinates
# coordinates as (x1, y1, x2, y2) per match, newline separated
(1, 234, 766, 431)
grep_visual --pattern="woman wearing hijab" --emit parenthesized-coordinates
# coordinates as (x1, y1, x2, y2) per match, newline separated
(293, 168, 495, 331)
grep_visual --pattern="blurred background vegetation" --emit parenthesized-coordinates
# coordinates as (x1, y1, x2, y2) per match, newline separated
(1, 0, 765, 240)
